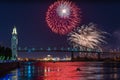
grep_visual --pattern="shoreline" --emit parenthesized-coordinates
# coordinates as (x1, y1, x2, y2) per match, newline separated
(0, 62, 20, 77)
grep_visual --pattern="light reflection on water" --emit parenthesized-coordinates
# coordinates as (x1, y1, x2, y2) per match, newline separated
(0, 62, 120, 80)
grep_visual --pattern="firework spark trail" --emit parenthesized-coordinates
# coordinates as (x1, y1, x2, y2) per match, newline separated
(68, 23, 106, 50)
(46, 0, 81, 35)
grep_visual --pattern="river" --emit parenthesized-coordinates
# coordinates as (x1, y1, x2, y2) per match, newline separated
(0, 61, 120, 80)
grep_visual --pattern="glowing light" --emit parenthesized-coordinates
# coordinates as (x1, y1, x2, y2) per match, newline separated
(68, 23, 106, 49)
(12, 26, 17, 34)
(57, 4, 70, 18)
(62, 9, 67, 13)
(46, 0, 81, 35)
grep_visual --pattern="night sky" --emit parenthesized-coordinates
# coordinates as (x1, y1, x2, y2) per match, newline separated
(0, 0, 120, 58)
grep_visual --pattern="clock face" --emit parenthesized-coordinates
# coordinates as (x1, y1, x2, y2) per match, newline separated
(12, 36, 18, 44)
(13, 36, 16, 39)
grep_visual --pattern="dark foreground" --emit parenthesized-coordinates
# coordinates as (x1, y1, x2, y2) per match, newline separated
(0, 62, 19, 77)
(0, 61, 120, 80)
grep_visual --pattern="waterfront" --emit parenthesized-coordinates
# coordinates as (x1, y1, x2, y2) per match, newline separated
(0, 62, 120, 80)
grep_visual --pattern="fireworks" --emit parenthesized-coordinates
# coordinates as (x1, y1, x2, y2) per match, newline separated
(68, 23, 106, 49)
(46, 0, 81, 35)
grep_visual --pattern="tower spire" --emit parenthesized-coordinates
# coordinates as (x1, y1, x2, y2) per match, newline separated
(12, 25, 17, 35)
(11, 26, 18, 60)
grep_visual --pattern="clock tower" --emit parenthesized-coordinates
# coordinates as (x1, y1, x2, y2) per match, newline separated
(11, 26, 18, 60)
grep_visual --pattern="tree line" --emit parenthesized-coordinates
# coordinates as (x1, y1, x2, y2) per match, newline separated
(0, 45, 12, 60)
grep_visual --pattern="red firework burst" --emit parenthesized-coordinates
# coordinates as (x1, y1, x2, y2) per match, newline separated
(46, 0, 81, 35)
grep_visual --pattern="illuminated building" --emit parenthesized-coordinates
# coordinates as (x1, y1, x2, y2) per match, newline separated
(44, 55, 53, 61)
(11, 26, 18, 60)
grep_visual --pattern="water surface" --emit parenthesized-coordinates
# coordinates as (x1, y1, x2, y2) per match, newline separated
(0, 61, 120, 80)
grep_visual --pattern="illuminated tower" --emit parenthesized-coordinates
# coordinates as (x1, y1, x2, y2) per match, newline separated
(11, 26, 18, 60)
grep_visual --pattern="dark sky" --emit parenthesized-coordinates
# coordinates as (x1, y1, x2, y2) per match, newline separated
(0, 0, 120, 58)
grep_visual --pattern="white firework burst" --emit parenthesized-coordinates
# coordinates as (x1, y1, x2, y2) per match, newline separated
(68, 23, 106, 49)
(56, 2, 71, 18)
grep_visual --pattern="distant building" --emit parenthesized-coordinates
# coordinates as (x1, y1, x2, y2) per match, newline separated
(11, 26, 18, 60)
(46, 55, 53, 61)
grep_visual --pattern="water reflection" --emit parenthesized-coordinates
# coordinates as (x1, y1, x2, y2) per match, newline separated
(0, 62, 120, 80)
(0, 69, 18, 80)
(20, 62, 35, 80)
(102, 63, 120, 80)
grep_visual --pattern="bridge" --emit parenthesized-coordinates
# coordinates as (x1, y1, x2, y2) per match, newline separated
(17, 47, 120, 61)
(17, 47, 109, 53)
(11, 27, 120, 61)
(18, 47, 120, 54)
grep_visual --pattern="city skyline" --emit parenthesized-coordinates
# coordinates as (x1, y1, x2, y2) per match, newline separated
(0, 0, 120, 58)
